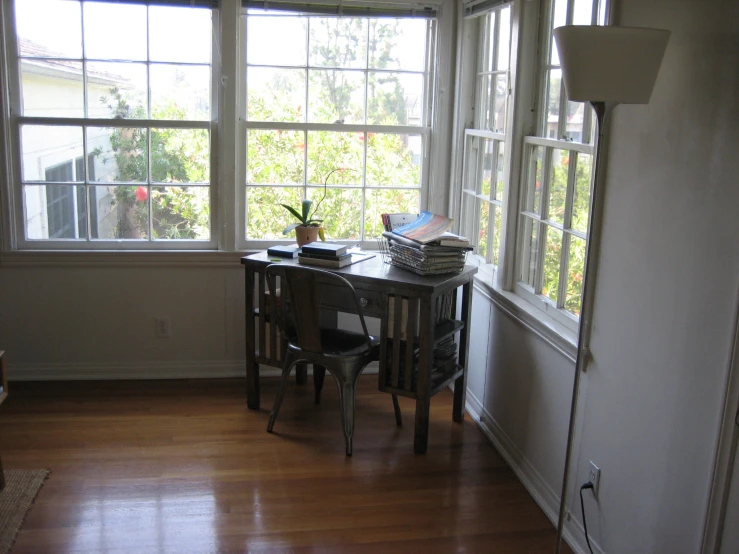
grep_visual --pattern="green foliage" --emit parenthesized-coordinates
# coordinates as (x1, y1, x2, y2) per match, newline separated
(102, 89, 210, 240)
(245, 18, 422, 241)
(540, 151, 591, 315)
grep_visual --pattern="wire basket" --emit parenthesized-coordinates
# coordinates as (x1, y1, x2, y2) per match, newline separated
(376, 237, 468, 276)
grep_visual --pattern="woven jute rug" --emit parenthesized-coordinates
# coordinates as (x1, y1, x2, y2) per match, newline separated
(0, 469, 50, 554)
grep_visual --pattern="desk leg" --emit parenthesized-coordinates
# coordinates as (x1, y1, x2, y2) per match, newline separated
(453, 279, 473, 422)
(245, 267, 260, 410)
(414, 293, 435, 454)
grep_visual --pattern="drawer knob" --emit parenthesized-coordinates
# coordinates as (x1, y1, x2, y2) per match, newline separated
(359, 297, 368, 307)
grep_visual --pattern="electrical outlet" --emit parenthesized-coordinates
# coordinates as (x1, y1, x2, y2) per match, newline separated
(589, 461, 601, 497)
(155, 317, 171, 338)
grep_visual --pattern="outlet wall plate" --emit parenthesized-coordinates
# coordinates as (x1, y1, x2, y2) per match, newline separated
(589, 461, 601, 497)
(156, 317, 171, 338)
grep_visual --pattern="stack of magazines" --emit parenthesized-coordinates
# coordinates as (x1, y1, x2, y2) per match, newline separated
(379, 212, 473, 276)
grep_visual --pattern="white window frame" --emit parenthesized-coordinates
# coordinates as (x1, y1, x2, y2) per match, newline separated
(451, 0, 605, 336)
(457, 5, 513, 271)
(0, 0, 457, 255)
(237, 5, 440, 251)
(513, 0, 605, 332)
(0, 0, 220, 251)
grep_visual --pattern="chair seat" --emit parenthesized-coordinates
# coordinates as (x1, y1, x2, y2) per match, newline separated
(288, 329, 380, 358)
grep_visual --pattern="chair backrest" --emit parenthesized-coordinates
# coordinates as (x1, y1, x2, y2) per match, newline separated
(264, 264, 373, 355)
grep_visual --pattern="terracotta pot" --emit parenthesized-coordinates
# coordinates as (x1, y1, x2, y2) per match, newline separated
(295, 225, 320, 246)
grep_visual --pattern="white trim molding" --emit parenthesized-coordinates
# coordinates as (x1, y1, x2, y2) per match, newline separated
(465, 391, 604, 554)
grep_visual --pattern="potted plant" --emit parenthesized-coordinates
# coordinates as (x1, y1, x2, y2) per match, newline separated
(280, 198, 326, 246)
(280, 169, 353, 246)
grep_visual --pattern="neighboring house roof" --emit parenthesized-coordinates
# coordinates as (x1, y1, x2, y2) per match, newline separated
(19, 38, 129, 87)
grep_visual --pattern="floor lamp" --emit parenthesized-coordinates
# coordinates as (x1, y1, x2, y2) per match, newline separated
(552, 25, 670, 553)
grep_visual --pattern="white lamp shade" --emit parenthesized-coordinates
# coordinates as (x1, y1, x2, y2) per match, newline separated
(553, 26, 670, 104)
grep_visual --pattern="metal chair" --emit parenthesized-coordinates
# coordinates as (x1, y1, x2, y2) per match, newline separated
(264, 263, 402, 456)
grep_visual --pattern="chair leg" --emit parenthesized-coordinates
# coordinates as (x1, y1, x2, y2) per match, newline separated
(392, 394, 402, 427)
(336, 376, 360, 456)
(313, 365, 326, 405)
(268, 351, 295, 433)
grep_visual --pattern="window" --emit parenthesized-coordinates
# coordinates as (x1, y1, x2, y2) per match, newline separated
(458, 5, 512, 269)
(515, 0, 604, 328)
(242, 3, 436, 245)
(8, 0, 215, 248)
(455, 0, 604, 331)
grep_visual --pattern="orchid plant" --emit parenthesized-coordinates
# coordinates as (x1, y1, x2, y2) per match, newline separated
(280, 168, 355, 241)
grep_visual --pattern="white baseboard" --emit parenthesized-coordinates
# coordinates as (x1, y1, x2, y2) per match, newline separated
(465, 388, 604, 554)
(8, 360, 379, 381)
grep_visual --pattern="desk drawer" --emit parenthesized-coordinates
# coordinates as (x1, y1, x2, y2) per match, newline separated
(317, 284, 384, 317)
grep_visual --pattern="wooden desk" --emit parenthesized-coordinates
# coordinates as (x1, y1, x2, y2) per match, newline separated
(241, 253, 477, 454)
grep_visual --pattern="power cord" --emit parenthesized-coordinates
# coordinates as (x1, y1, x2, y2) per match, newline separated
(579, 481, 595, 554)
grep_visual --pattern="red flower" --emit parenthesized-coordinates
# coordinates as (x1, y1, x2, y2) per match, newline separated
(295, 142, 305, 151)
(136, 186, 148, 202)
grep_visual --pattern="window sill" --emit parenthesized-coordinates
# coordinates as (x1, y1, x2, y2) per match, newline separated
(0, 250, 260, 268)
(471, 264, 578, 363)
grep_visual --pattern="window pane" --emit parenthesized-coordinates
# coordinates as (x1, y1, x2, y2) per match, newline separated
(21, 61, 84, 117)
(573, 0, 595, 25)
(366, 133, 422, 187)
(151, 186, 210, 240)
(548, 149, 569, 225)
(246, 186, 302, 240)
(149, 6, 211, 64)
(21, 125, 83, 181)
(150, 128, 209, 183)
(247, 129, 305, 185)
(519, 215, 539, 288)
(87, 63, 148, 119)
(543, 226, 563, 303)
(83, 2, 147, 61)
(87, 127, 148, 183)
(495, 141, 505, 200)
(367, 72, 423, 126)
(306, 132, 363, 185)
(492, 204, 502, 266)
(307, 187, 361, 240)
(566, 235, 586, 315)
(572, 153, 592, 233)
(364, 188, 419, 239)
(481, 139, 495, 197)
(247, 16, 307, 66)
(151, 65, 210, 121)
(247, 67, 306, 123)
(522, 146, 543, 214)
(90, 185, 149, 239)
(88, 185, 122, 239)
(369, 19, 427, 72)
(485, 12, 496, 73)
(545, 69, 562, 139)
(550, 0, 568, 65)
(493, 74, 508, 132)
(16, 0, 82, 59)
(497, 7, 511, 71)
(309, 18, 367, 69)
(478, 201, 490, 259)
(308, 69, 365, 123)
(565, 101, 585, 141)
(24, 184, 86, 239)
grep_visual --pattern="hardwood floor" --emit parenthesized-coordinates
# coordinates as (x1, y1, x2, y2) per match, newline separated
(0, 376, 566, 553)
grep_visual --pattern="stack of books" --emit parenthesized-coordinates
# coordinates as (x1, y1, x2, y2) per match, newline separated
(380, 211, 473, 275)
(297, 242, 353, 268)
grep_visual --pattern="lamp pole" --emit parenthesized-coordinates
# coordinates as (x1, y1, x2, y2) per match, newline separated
(555, 100, 613, 553)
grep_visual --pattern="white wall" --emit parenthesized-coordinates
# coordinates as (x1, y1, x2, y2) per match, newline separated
(467, 0, 739, 552)
(0, 262, 247, 379)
